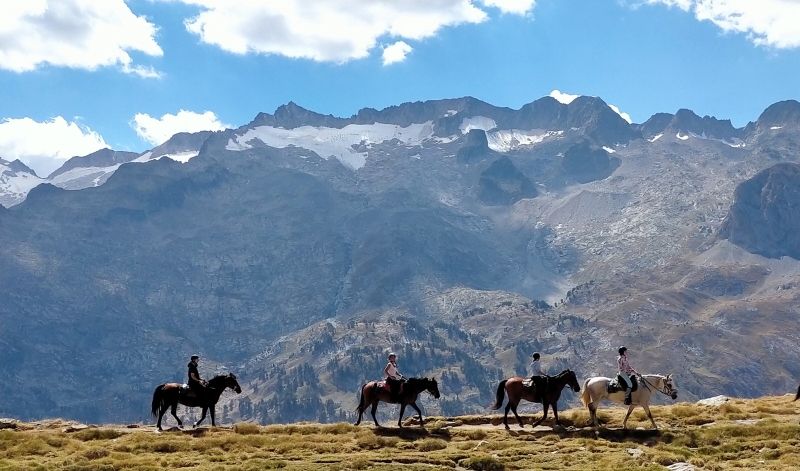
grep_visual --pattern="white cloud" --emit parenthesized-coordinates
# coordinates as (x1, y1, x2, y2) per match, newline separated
(550, 90, 633, 123)
(0, 117, 108, 177)
(608, 104, 633, 124)
(0, 0, 163, 75)
(131, 110, 229, 146)
(641, 0, 800, 49)
(481, 0, 536, 15)
(549, 89, 579, 104)
(161, 0, 537, 63)
(382, 41, 413, 65)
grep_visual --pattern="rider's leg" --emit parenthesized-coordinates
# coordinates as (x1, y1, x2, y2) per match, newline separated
(620, 374, 632, 404)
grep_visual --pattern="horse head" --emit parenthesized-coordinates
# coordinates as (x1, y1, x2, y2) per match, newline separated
(425, 377, 441, 399)
(662, 374, 678, 400)
(565, 369, 581, 393)
(226, 373, 243, 393)
(209, 373, 242, 393)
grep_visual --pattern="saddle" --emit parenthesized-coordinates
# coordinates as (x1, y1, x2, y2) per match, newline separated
(608, 374, 638, 394)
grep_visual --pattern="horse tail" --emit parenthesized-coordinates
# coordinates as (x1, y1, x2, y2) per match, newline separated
(355, 383, 368, 413)
(580, 378, 592, 407)
(151, 385, 165, 418)
(490, 380, 507, 410)
(794, 383, 800, 402)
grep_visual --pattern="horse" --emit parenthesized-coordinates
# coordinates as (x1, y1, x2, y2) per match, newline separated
(151, 373, 242, 431)
(354, 377, 441, 427)
(581, 374, 677, 429)
(490, 369, 581, 429)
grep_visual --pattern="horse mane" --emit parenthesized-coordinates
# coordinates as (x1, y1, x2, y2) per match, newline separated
(406, 377, 433, 386)
(207, 373, 234, 388)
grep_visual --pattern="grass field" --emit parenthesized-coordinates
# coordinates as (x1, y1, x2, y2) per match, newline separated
(1, 395, 798, 470)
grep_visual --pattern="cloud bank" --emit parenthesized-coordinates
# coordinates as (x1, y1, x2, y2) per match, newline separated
(0, 0, 162, 76)
(641, 0, 800, 49)
(0, 117, 108, 177)
(131, 110, 229, 146)
(165, 0, 535, 64)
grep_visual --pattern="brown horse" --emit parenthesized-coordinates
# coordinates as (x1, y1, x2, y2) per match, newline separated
(491, 369, 581, 429)
(354, 377, 441, 427)
(151, 373, 242, 431)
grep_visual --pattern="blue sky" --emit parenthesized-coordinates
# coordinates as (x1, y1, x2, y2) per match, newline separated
(1, 0, 799, 176)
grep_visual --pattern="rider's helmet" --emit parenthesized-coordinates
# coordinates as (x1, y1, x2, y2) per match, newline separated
(618, 346, 627, 355)
(388, 352, 396, 360)
(532, 352, 541, 360)
(191, 354, 200, 361)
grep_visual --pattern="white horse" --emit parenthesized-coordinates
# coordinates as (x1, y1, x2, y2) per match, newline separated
(580, 374, 678, 429)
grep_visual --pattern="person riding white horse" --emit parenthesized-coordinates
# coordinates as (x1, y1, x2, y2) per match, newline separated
(617, 346, 638, 405)
(581, 372, 678, 429)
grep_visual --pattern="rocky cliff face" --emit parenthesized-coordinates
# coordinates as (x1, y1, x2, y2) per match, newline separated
(719, 162, 800, 260)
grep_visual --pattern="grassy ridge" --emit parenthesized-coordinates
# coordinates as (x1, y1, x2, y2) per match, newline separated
(1, 395, 798, 470)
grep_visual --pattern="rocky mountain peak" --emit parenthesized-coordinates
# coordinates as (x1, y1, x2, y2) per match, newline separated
(252, 102, 348, 130)
(718, 162, 800, 259)
(47, 148, 140, 179)
(1, 159, 38, 177)
(755, 99, 800, 130)
(457, 129, 493, 162)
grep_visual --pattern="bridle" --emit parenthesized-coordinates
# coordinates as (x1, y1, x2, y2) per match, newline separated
(639, 374, 675, 398)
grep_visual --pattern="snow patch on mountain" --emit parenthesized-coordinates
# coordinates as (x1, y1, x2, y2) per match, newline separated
(486, 129, 562, 152)
(226, 122, 435, 170)
(49, 164, 122, 189)
(602, 146, 616, 154)
(134, 151, 199, 164)
(0, 162, 45, 207)
(649, 134, 663, 142)
(459, 116, 497, 134)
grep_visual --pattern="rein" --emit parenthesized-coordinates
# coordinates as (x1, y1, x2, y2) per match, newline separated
(639, 375, 672, 397)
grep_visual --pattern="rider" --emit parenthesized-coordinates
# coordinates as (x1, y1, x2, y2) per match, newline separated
(617, 346, 638, 405)
(188, 354, 208, 397)
(529, 352, 547, 402)
(384, 352, 405, 402)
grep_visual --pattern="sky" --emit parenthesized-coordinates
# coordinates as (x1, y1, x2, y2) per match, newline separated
(1, 0, 799, 177)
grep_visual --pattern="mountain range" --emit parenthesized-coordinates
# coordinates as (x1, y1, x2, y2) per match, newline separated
(1, 95, 799, 425)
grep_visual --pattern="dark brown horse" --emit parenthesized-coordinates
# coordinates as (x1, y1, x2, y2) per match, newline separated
(491, 369, 581, 429)
(151, 373, 242, 431)
(355, 377, 441, 427)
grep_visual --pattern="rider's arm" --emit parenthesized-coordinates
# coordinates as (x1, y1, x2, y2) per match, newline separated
(384, 363, 391, 377)
(191, 372, 202, 382)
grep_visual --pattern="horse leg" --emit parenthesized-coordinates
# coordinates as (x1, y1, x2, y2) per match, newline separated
(195, 407, 207, 427)
(642, 403, 657, 429)
(533, 402, 549, 427)
(210, 407, 216, 427)
(409, 402, 424, 427)
(510, 402, 524, 429)
(370, 401, 380, 427)
(622, 404, 635, 429)
(552, 403, 561, 426)
(157, 406, 168, 431)
(587, 403, 597, 427)
(170, 403, 182, 429)
(397, 404, 407, 427)
(503, 402, 512, 429)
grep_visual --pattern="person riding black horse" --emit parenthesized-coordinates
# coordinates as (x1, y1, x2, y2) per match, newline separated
(188, 354, 209, 398)
(384, 352, 406, 402)
(529, 352, 548, 402)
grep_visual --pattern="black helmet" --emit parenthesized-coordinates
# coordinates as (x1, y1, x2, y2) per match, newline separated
(190, 354, 200, 361)
(531, 352, 541, 360)
(618, 346, 627, 355)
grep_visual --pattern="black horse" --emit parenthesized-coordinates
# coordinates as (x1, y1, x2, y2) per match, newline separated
(151, 373, 242, 431)
(491, 369, 581, 429)
(355, 377, 441, 427)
